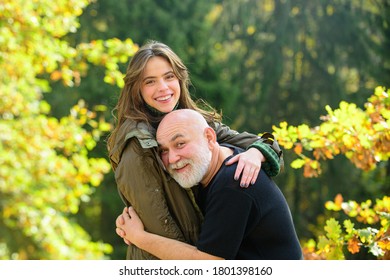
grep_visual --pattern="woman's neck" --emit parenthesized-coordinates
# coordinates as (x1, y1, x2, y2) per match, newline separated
(145, 102, 179, 128)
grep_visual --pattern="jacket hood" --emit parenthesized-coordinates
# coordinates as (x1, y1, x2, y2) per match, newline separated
(109, 119, 157, 171)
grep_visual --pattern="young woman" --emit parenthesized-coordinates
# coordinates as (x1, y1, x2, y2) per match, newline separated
(107, 41, 283, 259)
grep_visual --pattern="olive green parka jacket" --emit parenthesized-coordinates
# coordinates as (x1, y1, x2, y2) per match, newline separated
(109, 118, 283, 260)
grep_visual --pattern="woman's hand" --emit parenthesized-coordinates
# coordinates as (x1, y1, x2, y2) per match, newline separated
(225, 147, 264, 187)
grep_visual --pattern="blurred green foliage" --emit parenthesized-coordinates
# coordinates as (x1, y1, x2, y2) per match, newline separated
(273, 86, 390, 259)
(0, 0, 137, 259)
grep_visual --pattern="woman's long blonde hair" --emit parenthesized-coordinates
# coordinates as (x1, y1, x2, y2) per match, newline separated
(107, 40, 221, 151)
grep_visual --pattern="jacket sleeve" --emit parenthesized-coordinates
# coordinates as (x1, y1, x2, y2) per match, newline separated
(211, 122, 284, 177)
(115, 138, 201, 259)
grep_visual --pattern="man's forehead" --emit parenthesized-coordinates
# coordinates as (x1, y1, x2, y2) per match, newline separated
(157, 123, 188, 143)
(157, 110, 203, 141)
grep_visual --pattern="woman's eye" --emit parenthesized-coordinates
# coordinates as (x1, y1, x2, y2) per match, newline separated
(166, 74, 175, 80)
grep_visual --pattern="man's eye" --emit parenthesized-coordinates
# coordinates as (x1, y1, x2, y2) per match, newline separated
(160, 149, 168, 155)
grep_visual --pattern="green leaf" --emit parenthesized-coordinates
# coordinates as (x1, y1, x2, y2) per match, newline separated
(343, 219, 355, 234)
(325, 218, 342, 241)
(291, 158, 306, 169)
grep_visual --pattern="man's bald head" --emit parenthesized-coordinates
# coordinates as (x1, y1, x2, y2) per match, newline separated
(156, 109, 217, 189)
(157, 109, 209, 140)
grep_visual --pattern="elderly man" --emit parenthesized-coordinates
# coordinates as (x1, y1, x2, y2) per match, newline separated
(116, 109, 302, 260)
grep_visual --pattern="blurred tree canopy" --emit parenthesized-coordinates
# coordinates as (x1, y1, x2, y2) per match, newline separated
(273, 86, 389, 259)
(0, 0, 137, 259)
(1, 0, 389, 260)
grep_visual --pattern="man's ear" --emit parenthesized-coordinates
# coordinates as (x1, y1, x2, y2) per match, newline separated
(204, 127, 216, 145)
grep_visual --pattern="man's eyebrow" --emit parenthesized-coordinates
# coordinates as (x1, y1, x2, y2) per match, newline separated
(170, 133, 185, 142)
(157, 133, 185, 148)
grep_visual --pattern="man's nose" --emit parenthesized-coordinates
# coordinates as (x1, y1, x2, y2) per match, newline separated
(168, 150, 180, 164)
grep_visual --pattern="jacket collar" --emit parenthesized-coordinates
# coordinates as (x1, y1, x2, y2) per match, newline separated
(109, 119, 157, 170)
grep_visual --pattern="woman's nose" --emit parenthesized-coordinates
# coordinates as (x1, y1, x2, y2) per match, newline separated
(157, 79, 169, 91)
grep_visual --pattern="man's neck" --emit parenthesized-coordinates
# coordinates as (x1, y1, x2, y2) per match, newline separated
(201, 146, 233, 187)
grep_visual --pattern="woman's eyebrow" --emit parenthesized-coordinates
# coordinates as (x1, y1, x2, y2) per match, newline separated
(143, 70, 174, 82)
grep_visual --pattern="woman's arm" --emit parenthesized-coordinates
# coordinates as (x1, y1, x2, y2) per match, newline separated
(212, 122, 283, 183)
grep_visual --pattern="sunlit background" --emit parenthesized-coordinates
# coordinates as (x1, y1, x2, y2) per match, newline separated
(0, 0, 389, 260)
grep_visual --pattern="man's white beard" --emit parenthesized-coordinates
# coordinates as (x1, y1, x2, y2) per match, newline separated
(168, 144, 211, 189)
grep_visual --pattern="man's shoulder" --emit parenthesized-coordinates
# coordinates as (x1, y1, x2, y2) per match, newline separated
(220, 143, 245, 154)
